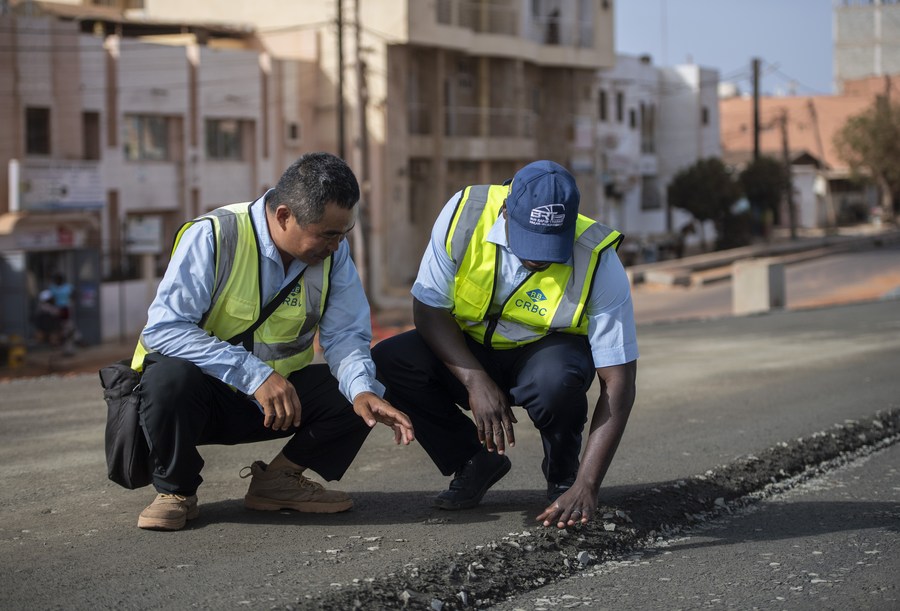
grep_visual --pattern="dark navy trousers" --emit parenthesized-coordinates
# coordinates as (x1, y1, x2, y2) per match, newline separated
(371, 330, 594, 484)
(137, 354, 370, 496)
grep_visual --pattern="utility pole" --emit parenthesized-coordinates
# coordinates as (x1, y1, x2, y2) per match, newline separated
(752, 57, 761, 161)
(336, 0, 345, 159)
(778, 109, 797, 240)
(806, 98, 837, 231)
(351, 0, 372, 297)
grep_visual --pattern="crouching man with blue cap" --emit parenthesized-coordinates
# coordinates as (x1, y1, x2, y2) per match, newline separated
(372, 160, 638, 528)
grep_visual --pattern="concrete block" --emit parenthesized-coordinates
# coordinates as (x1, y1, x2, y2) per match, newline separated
(732, 258, 785, 315)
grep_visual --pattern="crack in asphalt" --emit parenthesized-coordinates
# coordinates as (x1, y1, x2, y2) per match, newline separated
(297, 408, 900, 610)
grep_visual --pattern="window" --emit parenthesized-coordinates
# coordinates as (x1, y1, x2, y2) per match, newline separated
(629, 108, 637, 129)
(641, 176, 662, 210)
(89, 0, 144, 8)
(123, 115, 169, 161)
(701, 106, 710, 126)
(287, 122, 300, 142)
(640, 103, 656, 154)
(615, 92, 624, 123)
(598, 89, 608, 122)
(26, 107, 51, 155)
(83, 112, 101, 160)
(206, 119, 244, 161)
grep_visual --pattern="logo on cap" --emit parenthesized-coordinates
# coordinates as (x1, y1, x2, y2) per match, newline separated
(529, 204, 566, 227)
(526, 289, 547, 302)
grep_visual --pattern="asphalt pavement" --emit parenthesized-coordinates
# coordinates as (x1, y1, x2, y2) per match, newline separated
(493, 443, 900, 610)
(1, 231, 899, 610)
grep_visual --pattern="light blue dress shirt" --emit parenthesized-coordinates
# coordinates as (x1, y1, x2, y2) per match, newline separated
(140, 194, 384, 402)
(412, 191, 640, 368)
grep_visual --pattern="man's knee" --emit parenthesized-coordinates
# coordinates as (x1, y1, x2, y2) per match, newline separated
(141, 355, 206, 408)
(372, 330, 428, 374)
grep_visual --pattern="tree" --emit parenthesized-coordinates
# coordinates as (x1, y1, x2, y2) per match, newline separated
(739, 155, 788, 236)
(834, 96, 900, 223)
(667, 157, 742, 250)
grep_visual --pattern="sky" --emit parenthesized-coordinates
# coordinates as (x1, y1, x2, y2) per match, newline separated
(615, 0, 835, 96)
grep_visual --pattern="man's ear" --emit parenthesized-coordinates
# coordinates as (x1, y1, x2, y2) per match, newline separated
(501, 199, 508, 219)
(274, 205, 292, 230)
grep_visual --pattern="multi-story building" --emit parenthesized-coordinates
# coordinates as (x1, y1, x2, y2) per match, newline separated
(834, 0, 900, 91)
(0, 5, 315, 342)
(595, 55, 720, 262)
(132, 0, 616, 304)
(1, 0, 723, 346)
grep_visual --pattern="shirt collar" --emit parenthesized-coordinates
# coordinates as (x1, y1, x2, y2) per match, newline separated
(486, 215, 574, 267)
(252, 190, 282, 265)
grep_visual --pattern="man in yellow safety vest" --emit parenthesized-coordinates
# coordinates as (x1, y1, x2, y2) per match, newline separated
(372, 160, 637, 529)
(133, 153, 413, 531)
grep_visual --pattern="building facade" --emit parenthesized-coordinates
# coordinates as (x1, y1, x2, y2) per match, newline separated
(129, 0, 617, 304)
(834, 0, 900, 91)
(595, 56, 721, 263)
(0, 7, 313, 342)
(2, 1, 725, 346)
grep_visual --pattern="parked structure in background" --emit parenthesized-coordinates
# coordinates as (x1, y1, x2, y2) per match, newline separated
(834, 0, 900, 91)
(1, 0, 722, 344)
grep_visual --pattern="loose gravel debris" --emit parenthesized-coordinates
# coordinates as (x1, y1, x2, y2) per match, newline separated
(298, 409, 899, 610)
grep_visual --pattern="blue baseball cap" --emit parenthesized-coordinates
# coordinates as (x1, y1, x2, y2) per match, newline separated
(506, 160, 580, 263)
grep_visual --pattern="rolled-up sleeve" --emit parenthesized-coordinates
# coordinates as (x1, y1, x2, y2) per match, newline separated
(410, 192, 460, 309)
(586, 248, 640, 368)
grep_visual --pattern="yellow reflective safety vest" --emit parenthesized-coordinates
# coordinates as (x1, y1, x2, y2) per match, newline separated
(131, 201, 331, 378)
(445, 184, 623, 349)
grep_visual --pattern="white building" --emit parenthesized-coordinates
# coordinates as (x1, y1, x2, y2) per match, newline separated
(596, 55, 721, 263)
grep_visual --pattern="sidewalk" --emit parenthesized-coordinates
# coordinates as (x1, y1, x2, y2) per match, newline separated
(2, 224, 898, 382)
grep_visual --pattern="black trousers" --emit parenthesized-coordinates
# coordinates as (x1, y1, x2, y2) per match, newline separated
(137, 354, 370, 496)
(371, 330, 594, 484)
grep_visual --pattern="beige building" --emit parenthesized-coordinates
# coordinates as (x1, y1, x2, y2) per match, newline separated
(0, 2, 316, 342)
(126, 0, 616, 304)
(2, 0, 618, 340)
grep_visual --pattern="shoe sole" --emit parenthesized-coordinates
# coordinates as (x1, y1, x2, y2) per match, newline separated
(432, 457, 511, 510)
(137, 505, 200, 531)
(244, 495, 353, 513)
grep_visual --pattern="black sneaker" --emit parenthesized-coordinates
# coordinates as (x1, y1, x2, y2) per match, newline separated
(547, 476, 577, 502)
(433, 448, 511, 510)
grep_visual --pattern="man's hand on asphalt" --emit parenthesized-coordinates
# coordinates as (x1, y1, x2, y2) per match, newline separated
(536, 481, 595, 529)
(353, 391, 415, 445)
(253, 371, 302, 430)
(467, 375, 517, 454)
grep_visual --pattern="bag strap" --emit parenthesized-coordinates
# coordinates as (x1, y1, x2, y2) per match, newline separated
(226, 269, 305, 350)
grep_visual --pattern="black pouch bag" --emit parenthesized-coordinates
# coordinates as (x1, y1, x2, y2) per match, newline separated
(99, 359, 153, 489)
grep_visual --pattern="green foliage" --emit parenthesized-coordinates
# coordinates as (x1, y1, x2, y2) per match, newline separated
(667, 157, 741, 224)
(667, 157, 745, 249)
(739, 156, 787, 215)
(834, 97, 900, 219)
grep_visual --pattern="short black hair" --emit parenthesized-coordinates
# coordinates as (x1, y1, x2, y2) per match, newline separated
(269, 152, 360, 225)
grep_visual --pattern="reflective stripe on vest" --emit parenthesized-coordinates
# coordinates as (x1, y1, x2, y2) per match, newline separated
(131, 201, 330, 378)
(445, 184, 623, 348)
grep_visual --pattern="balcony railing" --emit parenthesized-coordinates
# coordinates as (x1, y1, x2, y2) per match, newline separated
(436, 0, 595, 48)
(409, 104, 537, 139)
(436, 0, 519, 37)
